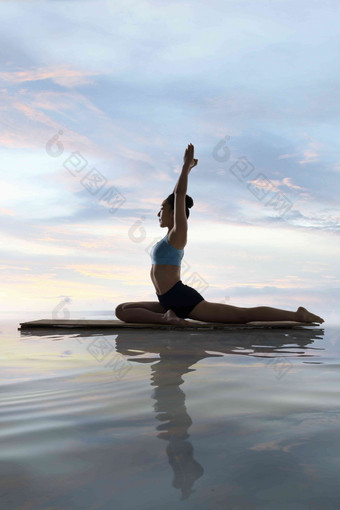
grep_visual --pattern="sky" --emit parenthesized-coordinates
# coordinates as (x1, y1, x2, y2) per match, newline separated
(0, 0, 339, 323)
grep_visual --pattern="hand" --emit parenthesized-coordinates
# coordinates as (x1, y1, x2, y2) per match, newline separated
(183, 143, 198, 172)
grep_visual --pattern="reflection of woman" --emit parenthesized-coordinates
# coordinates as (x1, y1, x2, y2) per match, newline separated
(115, 144, 324, 327)
(150, 350, 205, 500)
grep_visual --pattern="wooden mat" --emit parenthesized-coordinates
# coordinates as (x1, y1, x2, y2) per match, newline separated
(18, 319, 319, 330)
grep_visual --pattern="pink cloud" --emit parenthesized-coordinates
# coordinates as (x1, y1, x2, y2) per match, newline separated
(0, 66, 98, 88)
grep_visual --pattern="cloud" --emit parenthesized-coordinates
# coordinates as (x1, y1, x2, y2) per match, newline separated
(298, 140, 321, 165)
(0, 208, 15, 215)
(249, 439, 307, 453)
(1, 0, 339, 317)
(0, 88, 104, 152)
(63, 263, 149, 285)
(278, 153, 298, 160)
(278, 136, 323, 166)
(0, 66, 98, 88)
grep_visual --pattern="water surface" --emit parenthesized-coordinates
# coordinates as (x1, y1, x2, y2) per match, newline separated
(1, 312, 339, 510)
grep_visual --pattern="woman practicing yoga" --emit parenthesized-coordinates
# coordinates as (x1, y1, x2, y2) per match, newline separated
(115, 143, 324, 326)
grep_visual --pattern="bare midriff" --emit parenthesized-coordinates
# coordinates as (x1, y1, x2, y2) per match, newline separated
(150, 265, 181, 295)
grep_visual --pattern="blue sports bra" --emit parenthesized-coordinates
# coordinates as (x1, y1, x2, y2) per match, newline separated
(150, 233, 184, 266)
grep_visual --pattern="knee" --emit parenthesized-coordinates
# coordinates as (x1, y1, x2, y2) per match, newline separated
(115, 303, 126, 320)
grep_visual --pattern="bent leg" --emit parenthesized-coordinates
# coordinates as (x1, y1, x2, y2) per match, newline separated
(115, 301, 193, 326)
(117, 301, 167, 313)
(115, 301, 167, 324)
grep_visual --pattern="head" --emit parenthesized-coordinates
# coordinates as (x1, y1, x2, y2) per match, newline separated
(157, 193, 194, 229)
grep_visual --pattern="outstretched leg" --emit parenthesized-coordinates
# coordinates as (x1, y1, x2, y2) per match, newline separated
(188, 301, 324, 324)
(245, 305, 324, 323)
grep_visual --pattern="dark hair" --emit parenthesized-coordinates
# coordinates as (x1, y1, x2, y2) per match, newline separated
(165, 193, 194, 219)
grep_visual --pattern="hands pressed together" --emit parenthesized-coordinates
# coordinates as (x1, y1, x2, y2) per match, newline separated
(183, 143, 198, 172)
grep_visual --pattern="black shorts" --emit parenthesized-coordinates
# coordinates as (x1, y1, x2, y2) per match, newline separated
(156, 280, 205, 319)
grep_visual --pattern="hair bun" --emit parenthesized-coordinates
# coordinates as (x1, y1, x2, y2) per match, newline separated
(165, 192, 194, 219)
(186, 195, 194, 208)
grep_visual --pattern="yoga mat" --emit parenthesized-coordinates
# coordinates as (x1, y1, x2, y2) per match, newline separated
(18, 319, 319, 330)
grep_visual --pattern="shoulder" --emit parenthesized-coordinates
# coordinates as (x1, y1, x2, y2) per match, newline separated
(167, 228, 187, 250)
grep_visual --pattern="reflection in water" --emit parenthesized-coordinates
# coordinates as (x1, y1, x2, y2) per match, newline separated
(20, 325, 324, 502)
(150, 350, 206, 499)
(115, 326, 324, 500)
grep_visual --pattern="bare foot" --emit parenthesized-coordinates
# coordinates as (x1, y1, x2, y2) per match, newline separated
(163, 309, 192, 327)
(296, 306, 324, 324)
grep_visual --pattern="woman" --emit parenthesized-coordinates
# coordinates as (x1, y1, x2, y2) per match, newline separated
(115, 144, 324, 326)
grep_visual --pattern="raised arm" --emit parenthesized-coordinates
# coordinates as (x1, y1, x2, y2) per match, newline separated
(170, 144, 198, 245)
(173, 143, 198, 195)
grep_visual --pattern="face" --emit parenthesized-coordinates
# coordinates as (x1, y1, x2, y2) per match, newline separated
(157, 200, 174, 227)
